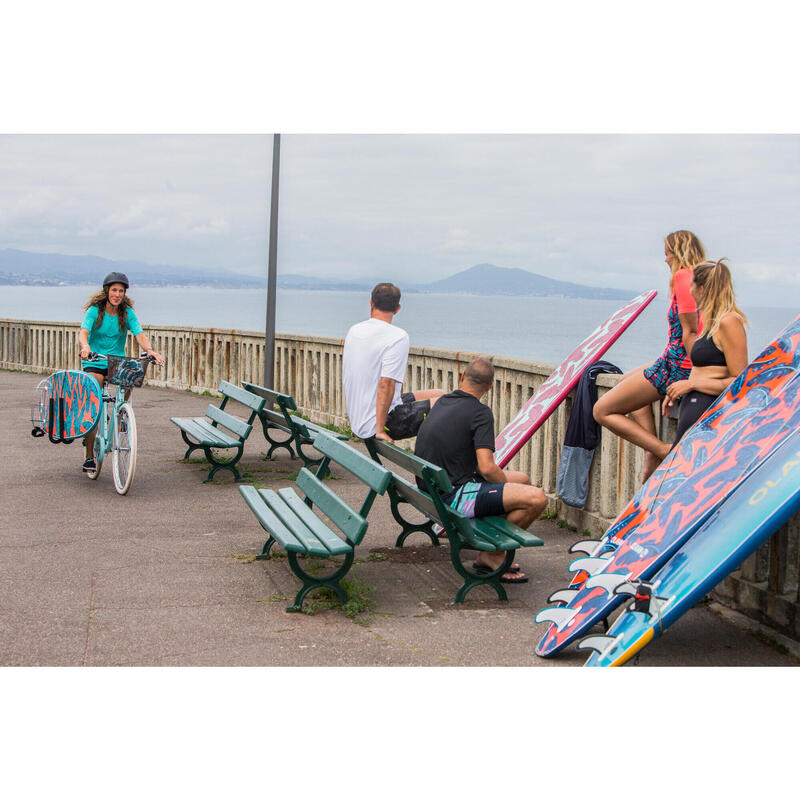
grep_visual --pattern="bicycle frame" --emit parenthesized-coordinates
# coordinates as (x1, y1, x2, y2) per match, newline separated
(93, 382, 127, 467)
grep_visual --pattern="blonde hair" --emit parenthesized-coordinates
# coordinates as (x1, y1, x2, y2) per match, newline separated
(83, 288, 134, 332)
(665, 230, 706, 291)
(693, 258, 747, 340)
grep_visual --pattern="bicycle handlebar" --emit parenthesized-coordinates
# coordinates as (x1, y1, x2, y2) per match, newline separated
(85, 351, 164, 365)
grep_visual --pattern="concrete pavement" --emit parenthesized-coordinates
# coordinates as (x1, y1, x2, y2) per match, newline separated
(1, 368, 797, 667)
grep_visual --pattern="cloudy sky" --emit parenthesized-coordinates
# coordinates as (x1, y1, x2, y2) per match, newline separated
(1, 133, 797, 306)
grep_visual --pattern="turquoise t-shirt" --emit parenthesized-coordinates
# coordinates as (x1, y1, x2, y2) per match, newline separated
(81, 305, 143, 369)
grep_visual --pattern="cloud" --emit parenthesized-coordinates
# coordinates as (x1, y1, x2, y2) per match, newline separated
(0, 134, 798, 305)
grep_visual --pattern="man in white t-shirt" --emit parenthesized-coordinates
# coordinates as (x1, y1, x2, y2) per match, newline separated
(343, 283, 443, 442)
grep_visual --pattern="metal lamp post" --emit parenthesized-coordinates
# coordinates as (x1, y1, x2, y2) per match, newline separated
(264, 133, 280, 387)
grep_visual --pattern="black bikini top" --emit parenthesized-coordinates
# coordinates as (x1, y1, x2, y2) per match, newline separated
(691, 332, 727, 367)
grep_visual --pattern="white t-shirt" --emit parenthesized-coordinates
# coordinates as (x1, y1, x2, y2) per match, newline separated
(342, 317, 410, 438)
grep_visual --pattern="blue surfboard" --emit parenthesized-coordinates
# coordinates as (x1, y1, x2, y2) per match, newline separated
(39, 370, 102, 443)
(579, 429, 800, 666)
(536, 314, 800, 657)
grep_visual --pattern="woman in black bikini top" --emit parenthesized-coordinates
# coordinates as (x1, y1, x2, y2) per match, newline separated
(663, 259, 749, 445)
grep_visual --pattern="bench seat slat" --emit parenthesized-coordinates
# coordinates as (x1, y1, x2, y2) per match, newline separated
(259, 490, 332, 557)
(468, 519, 526, 551)
(239, 486, 307, 553)
(478, 516, 544, 547)
(170, 416, 240, 447)
(277, 488, 353, 556)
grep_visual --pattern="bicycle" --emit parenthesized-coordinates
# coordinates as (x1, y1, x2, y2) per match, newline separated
(84, 352, 162, 495)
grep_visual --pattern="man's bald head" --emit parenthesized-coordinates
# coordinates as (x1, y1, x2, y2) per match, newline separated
(461, 357, 494, 392)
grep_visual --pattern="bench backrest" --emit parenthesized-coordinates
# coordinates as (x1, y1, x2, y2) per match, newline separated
(297, 432, 391, 545)
(242, 382, 298, 413)
(365, 438, 487, 547)
(241, 381, 315, 437)
(365, 438, 453, 494)
(207, 381, 266, 441)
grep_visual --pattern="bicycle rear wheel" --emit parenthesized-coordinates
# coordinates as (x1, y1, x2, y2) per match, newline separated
(112, 402, 137, 495)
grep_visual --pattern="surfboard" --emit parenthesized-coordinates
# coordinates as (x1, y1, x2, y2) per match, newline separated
(493, 289, 658, 468)
(535, 313, 800, 657)
(39, 370, 102, 443)
(579, 428, 800, 666)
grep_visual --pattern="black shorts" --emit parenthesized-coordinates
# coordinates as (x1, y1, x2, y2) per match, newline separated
(384, 392, 431, 440)
(673, 390, 717, 446)
(444, 481, 506, 518)
(84, 366, 108, 377)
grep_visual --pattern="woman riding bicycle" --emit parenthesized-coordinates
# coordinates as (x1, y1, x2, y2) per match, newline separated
(78, 271, 164, 475)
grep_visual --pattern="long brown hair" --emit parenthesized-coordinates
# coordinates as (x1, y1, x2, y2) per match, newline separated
(693, 258, 747, 340)
(83, 287, 134, 331)
(665, 230, 706, 292)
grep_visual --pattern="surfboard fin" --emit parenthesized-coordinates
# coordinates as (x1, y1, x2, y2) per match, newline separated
(577, 634, 617, 658)
(547, 588, 578, 605)
(569, 539, 600, 556)
(567, 556, 611, 576)
(614, 581, 668, 616)
(584, 572, 631, 595)
(535, 606, 578, 631)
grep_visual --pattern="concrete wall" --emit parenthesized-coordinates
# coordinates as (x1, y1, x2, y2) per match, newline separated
(2, 317, 797, 640)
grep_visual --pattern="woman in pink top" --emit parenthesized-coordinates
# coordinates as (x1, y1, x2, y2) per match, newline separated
(594, 230, 703, 482)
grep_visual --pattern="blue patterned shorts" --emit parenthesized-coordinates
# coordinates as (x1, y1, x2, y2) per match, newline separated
(643, 356, 690, 396)
(444, 481, 505, 518)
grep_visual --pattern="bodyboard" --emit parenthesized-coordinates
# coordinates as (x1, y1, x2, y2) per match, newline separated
(40, 370, 102, 442)
(493, 290, 657, 468)
(581, 429, 800, 666)
(535, 314, 800, 656)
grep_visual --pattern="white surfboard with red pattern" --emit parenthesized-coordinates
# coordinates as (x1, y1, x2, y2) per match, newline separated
(494, 289, 658, 468)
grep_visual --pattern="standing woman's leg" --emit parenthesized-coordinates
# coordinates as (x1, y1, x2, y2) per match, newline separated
(593, 367, 671, 482)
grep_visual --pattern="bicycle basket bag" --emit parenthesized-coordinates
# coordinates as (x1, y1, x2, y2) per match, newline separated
(107, 355, 148, 388)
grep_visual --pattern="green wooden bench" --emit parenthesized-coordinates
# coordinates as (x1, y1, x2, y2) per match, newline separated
(170, 381, 266, 483)
(242, 382, 349, 469)
(239, 431, 391, 612)
(365, 437, 544, 604)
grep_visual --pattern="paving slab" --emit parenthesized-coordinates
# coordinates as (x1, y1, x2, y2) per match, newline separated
(1, 368, 797, 667)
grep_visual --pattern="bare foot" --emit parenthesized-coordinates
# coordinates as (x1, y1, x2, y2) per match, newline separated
(642, 452, 660, 483)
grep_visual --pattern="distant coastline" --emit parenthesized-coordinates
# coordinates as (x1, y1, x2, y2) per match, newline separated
(0, 249, 635, 301)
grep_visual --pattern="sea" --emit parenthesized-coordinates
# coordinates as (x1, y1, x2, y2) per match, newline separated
(1, 285, 797, 373)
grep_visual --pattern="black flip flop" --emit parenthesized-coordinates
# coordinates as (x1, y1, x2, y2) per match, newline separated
(473, 560, 521, 573)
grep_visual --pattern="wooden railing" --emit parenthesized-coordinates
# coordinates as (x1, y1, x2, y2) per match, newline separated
(1, 317, 797, 640)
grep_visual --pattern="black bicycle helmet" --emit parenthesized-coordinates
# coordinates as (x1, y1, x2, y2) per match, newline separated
(103, 271, 130, 289)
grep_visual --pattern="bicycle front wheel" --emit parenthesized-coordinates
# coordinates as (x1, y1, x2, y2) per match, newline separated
(112, 402, 137, 495)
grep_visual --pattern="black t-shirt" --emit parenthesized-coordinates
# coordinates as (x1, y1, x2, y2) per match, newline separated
(414, 389, 495, 489)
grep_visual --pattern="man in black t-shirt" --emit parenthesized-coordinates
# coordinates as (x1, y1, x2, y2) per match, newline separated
(415, 357, 546, 584)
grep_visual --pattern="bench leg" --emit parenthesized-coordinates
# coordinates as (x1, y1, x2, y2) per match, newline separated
(387, 487, 439, 547)
(179, 430, 204, 460)
(202, 445, 245, 483)
(261, 422, 297, 460)
(448, 542, 516, 604)
(295, 439, 324, 470)
(284, 551, 354, 613)
(255, 536, 277, 560)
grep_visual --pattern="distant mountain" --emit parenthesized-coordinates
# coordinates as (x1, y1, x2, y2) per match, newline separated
(282, 263, 634, 300)
(1, 249, 634, 300)
(422, 263, 633, 300)
(0, 249, 262, 288)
